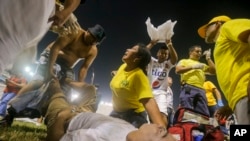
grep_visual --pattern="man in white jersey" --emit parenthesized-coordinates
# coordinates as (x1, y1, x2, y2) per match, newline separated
(146, 39, 178, 127)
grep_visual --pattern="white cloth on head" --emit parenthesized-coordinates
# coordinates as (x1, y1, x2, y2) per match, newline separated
(0, 0, 55, 73)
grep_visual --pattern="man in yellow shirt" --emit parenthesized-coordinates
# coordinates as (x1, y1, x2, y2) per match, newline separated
(175, 45, 215, 116)
(198, 15, 250, 124)
(203, 80, 224, 117)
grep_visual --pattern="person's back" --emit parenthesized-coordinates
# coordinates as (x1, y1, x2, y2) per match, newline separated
(56, 29, 98, 68)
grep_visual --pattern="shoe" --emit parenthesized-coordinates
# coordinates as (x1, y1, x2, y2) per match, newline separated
(0, 114, 14, 127)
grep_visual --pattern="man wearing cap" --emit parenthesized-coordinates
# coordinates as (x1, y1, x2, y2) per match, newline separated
(198, 15, 250, 124)
(0, 14, 105, 127)
(46, 24, 106, 87)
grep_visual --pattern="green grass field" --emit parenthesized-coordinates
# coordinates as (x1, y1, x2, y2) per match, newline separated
(0, 120, 47, 141)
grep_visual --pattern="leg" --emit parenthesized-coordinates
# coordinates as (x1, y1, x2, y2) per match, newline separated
(0, 92, 16, 116)
(45, 80, 76, 141)
(16, 80, 44, 95)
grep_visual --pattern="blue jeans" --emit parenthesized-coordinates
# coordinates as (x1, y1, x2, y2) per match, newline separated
(0, 92, 16, 116)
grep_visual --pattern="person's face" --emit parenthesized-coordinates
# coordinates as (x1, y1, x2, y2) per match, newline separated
(122, 45, 139, 63)
(157, 49, 169, 63)
(190, 47, 202, 60)
(204, 22, 220, 43)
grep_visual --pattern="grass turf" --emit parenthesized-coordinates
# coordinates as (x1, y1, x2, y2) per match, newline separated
(0, 120, 47, 141)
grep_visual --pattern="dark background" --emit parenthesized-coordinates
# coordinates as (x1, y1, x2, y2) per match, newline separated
(38, 0, 250, 109)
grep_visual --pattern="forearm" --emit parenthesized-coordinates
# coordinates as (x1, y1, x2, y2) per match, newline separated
(48, 48, 60, 73)
(248, 33, 250, 46)
(214, 89, 222, 100)
(146, 40, 158, 50)
(144, 98, 166, 127)
(78, 68, 87, 82)
(166, 41, 178, 64)
(175, 66, 193, 74)
(62, 0, 81, 15)
(206, 59, 216, 74)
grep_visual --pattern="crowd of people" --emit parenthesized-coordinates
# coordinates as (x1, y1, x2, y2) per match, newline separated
(0, 0, 249, 141)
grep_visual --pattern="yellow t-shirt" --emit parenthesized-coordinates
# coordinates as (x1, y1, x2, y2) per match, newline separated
(203, 81, 217, 106)
(177, 59, 208, 89)
(110, 63, 153, 113)
(214, 19, 250, 110)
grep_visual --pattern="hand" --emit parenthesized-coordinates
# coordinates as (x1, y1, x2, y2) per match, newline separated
(203, 48, 211, 60)
(48, 9, 71, 27)
(214, 105, 233, 122)
(217, 100, 224, 107)
(166, 39, 172, 46)
(45, 69, 58, 83)
(150, 39, 159, 45)
(192, 63, 205, 69)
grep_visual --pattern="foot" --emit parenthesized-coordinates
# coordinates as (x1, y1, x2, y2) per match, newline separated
(0, 114, 14, 127)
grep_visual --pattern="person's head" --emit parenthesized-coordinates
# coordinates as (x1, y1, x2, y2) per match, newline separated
(198, 15, 231, 43)
(189, 45, 202, 61)
(122, 43, 151, 75)
(85, 24, 106, 46)
(157, 45, 169, 63)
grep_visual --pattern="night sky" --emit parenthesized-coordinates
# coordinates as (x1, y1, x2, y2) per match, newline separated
(38, 0, 249, 109)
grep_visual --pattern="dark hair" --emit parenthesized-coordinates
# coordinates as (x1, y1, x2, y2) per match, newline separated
(159, 45, 168, 50)
(189, 45, 201, 53)
(136, 43, 151, 75)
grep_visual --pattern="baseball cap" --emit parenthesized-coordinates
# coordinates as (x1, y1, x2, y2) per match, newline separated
(198, 15, 231, 38)
(88, 24, 106, 44)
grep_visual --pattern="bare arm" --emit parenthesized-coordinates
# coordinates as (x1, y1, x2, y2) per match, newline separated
(47, 36, 73, 80)
(175, 64, 193, 74)
(146, 40, 158, 50)
(238, 29, 250, 45)
(213, 88, 222, 101)
(6, 79, 26, 88)
(49, 0, 81, 26)
(165, 40, 178, 65)
(140, 98, 166, 128)
(78, 47, 97, 82)
(205, 58, 216, 74)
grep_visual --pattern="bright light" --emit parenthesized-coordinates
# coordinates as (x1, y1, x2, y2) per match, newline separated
(25, 66, 31, 72)
(99, 101, 113, 106)
(71, 91, 79, 102)
(29, 72, 34, 76)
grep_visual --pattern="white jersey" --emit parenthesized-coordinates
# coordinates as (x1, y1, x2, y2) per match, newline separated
(153, 87, 174, 115)
(147, 57, 175, 91)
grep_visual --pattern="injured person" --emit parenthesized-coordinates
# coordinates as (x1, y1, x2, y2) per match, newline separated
(45, 79, 177, 141)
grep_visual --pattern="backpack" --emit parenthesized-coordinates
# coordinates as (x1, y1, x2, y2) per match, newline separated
(168, 108, 224, 141)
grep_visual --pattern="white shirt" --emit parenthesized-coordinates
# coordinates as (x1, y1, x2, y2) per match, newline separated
(147, 57, 175, 91)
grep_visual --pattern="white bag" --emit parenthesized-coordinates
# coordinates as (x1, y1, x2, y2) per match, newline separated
(145, 17, 177, 43)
